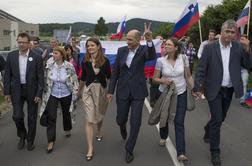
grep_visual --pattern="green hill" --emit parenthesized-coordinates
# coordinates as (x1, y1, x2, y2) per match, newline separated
(107, 18, 167, 34)
(39, 18, 168, 36)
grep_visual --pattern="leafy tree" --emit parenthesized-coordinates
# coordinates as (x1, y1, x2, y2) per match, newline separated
(188, 0, 249, 47)
(95, 17, 108, 36)
(153, 23, 174, 39)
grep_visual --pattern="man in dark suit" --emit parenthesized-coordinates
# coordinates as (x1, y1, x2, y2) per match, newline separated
(107, 29, 156, 163)
(194, 19, 252, 166)
(4, 33, 44, 151)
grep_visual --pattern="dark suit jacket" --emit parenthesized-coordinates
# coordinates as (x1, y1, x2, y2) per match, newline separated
(194, 40, 252, 101)
(0, 55, 5, 71)
(108, 43, 156, 99)
(4, 49, 44, 103)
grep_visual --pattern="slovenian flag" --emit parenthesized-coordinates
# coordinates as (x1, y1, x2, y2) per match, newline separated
(236, 0, 250, 28)
(110, 15, 126, 40)
(79, 39, 162, 78)
(172, 0, 200, 38)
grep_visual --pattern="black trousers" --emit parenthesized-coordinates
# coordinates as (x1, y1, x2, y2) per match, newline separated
(205, 87, 233, 154)
(116, 95, 144, 153)
(12, 85, 38, 145)
(160, 123, 169, 139)
(46, 95, 72, 143)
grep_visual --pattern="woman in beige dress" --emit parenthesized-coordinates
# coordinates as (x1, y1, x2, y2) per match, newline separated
(78, 37, 111, 161)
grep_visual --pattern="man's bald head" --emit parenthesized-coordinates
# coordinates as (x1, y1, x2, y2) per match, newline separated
(126, 29, 141, 50)
(127, 30, 141, 41)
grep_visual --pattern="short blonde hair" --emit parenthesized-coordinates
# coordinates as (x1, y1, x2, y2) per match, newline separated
(53, 47, 67, 61)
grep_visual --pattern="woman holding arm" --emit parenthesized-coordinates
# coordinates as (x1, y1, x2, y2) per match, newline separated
(78, 37, 111, 161)
(40, 47, 79, 153)
(153, 38, 194, 161)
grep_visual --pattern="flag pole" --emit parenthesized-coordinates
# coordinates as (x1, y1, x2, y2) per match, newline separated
(247, 0, 251, 37)
(198, 16, 203, 43)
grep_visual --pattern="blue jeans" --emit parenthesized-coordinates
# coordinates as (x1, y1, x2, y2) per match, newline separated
(174, 90, 187, 156)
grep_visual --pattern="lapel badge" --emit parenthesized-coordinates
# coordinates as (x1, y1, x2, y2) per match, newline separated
(28, 57, 33, 62)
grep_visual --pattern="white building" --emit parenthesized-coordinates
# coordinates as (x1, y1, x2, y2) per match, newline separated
(0, 9, 39, 51)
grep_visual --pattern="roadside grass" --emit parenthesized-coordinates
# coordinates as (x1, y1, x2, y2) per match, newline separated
(39, 36, 51, 42)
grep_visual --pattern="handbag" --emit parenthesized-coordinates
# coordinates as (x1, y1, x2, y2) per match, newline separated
(182, 54, 196, 111)
(186, 84, 195, 111)
(40, 111, 48, 127)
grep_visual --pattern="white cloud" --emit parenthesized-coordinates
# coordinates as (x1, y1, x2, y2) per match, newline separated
(1, 0, 222, 23)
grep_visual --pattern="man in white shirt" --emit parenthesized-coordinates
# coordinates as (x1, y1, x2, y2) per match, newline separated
(4, 33, 44, 151)
(107, 29, 156, 163)
(194, 20, 252, 166)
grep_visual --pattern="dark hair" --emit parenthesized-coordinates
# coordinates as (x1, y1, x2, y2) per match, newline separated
(64, 44, 73, 52)
(17, 32, 30, 42)
(209, 29, 216, 34)
(64, 44, 74, 61)
(187, 40, 193, 47)
(166, 37, 181, 60)
(83, 37, 105, 68)
(53, 47, 68, 61)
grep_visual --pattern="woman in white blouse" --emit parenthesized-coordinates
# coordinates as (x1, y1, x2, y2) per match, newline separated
(153, 38, 194, 161)
(40, 47, 79, 153)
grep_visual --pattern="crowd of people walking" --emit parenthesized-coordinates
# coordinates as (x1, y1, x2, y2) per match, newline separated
(1, 19, 252, 166)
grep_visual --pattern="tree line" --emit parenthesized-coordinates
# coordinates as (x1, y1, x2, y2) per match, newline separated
(154, 0, 250, 48)
(39, 0, 249, 47)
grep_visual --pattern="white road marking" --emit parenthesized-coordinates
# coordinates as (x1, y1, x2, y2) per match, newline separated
(144, 98, 185, 166)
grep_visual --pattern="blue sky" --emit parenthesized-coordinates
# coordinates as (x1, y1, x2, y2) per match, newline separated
(1, 0, 222, 23)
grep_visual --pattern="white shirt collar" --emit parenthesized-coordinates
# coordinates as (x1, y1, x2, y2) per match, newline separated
(19, 49, 30, 57)
(129, 45, 139, 53)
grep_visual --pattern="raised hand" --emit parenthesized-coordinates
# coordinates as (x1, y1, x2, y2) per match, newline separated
(144, 22, 152, 42)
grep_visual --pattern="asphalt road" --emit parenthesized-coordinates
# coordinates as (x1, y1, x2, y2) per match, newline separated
(0, 95, 251, 166)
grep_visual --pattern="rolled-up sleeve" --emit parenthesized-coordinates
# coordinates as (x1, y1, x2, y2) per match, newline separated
(155, 58, 162, 70)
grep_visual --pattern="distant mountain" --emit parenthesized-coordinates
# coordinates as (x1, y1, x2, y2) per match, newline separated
(39, 18, 168, 36)
(107, 18, 168, 34)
